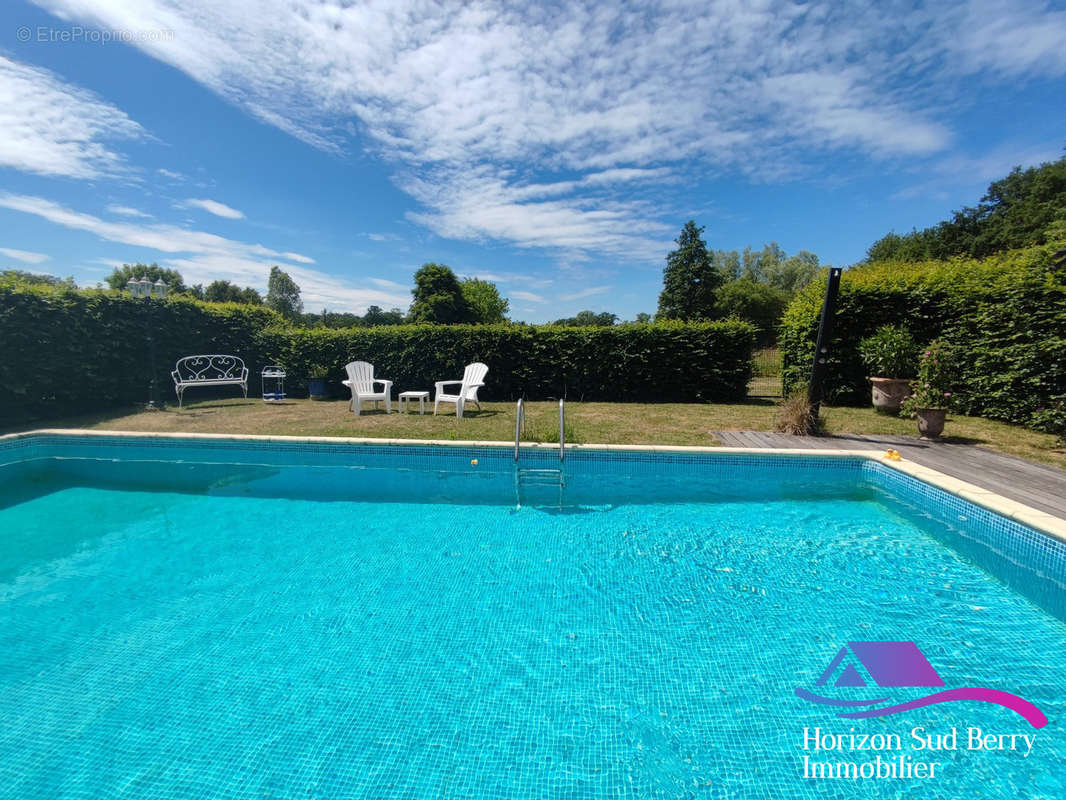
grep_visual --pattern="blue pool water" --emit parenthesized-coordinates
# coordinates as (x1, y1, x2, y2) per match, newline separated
(1, 435, 1064, 798)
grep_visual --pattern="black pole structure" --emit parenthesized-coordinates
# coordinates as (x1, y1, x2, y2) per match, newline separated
(807, 266, 843, 420)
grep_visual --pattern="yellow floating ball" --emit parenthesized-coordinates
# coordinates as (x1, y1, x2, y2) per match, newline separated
(471, 459, 479, 466)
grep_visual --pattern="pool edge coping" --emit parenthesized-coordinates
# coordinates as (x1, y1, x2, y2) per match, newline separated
(5, 427, 1066, 543)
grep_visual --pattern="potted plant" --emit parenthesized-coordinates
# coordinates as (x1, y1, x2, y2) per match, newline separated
(858, 324, 919, 413)
(307, 364, 330, 400)
(900, 341, 954, 439)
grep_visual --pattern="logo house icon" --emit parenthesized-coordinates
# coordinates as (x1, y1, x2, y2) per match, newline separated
(795, 641, 1047, 729)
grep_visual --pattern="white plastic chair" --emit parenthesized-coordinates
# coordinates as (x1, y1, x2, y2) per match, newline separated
(434, 362, 488, 418)
(342, 361, 393, 415)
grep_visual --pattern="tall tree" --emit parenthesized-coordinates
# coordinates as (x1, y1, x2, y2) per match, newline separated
(754, 246, 819, 293)
(460, 278, 509, 324)
(106, 263, 188, 294)
(204, 280, 262, 304)
(363, 305, 406, 326)
(266, 265, 303, 320)
(741, 242, 786, 284)
(713, 279, 789, 346)
(867, 155, 1066, 261)
(409, 263, 472, 323)
(656, 220, 724, 320)
(715, 250, 741, 281)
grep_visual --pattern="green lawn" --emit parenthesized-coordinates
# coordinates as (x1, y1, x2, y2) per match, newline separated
(11, 395, 1065, 469)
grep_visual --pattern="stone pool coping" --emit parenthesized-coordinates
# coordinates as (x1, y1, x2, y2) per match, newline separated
(5, 428, 1066, 543)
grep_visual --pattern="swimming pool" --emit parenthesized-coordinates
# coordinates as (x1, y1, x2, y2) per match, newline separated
(1, 432, 1064, 798)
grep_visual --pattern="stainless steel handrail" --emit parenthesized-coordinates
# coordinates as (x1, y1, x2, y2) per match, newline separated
(559, 398, 565, 462)
(514, 398, 525, 461)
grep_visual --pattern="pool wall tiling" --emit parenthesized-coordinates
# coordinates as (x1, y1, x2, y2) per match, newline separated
(3, 429, 1065, 620)
(3, 429, 1066, 799)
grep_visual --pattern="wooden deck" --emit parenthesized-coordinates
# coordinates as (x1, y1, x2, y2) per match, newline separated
(713, 430, 1066, 521)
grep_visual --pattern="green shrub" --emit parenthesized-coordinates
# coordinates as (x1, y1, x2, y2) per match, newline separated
(899, 340, 956, 416)
(857, 324, 920, 379)
(713, 279, 789, 346)
(780, 242, 1066, 425)
(0, 285, 756, 424)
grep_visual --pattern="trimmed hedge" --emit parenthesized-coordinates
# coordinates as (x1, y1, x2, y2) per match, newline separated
(780, 243, 1066, 426)
(0, 286, 280, 424)
(0, 284, 755, 424)
(258, 322, 755, 402)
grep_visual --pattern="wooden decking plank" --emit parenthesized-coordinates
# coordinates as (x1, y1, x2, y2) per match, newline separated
(711, 429, 1066, 521)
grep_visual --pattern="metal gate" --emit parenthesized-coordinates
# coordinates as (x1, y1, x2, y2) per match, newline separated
(748, 347, 783, 398)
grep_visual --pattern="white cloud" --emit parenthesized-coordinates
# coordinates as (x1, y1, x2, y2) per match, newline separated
(510, 290, 544, 303)
(890, 143, 1064, 200)
(367, 277, 406, 290)
(560, 285, 613, 302)
(157, 168, 184, 180)
(0, 193, 401, 312)
(184, 198, 245, 219)
(404, 168, 675, 261)
(947, 0, 1066, 78)
(0, 56, 144, 179)
(107, 204, 152, 218)
(0, 247, 50, 264)
(92, 257, 126, 269)
(459, 271, 553, 289)
(28, 0, 1066, 258)
(761, 70, 950, 157)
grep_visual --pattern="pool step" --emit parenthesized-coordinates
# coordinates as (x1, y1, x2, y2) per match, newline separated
(517, 468, 565, 485)
(514, 467, 565, 509)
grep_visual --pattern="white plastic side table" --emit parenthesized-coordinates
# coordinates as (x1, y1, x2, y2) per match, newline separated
(398, 390, 429, 415)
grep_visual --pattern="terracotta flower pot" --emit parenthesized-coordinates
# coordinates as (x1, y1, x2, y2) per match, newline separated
(916, 408, 946, 439)
(869, 377, 912, 414)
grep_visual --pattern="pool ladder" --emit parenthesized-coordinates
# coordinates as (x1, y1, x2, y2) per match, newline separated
(514, 398, 565, 508)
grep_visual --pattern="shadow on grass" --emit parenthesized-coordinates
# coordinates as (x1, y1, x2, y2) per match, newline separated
(736, 397, 777, 408)
(428, 409, 501, 419)
(175, 400, 260, 411)
(1, 407, 135, 434)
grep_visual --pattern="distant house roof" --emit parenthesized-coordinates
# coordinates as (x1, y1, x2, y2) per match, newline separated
(816, 641, 944, 688)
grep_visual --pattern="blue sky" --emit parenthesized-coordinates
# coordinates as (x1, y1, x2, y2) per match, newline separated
(1, 0, 1064, 322)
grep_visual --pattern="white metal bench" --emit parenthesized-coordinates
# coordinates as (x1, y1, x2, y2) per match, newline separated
(172, 355, 249, 407)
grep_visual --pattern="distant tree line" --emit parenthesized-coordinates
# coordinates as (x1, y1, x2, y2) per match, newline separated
(95, 260, 511, 328)
(654, 220, 822, 344)
(552, 310, 618, 326)
(39, 217, 831, 341)
(301, 306, 406, 328)
(104, 263, 264, 305)
(867, 154, 1066, 262)
(0, 269, 76, 288)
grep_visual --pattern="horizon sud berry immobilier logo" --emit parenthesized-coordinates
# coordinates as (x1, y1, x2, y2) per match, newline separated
(793, 641, 1048, 781)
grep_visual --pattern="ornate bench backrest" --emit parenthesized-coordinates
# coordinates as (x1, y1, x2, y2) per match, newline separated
(174, 355, 246, 382)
